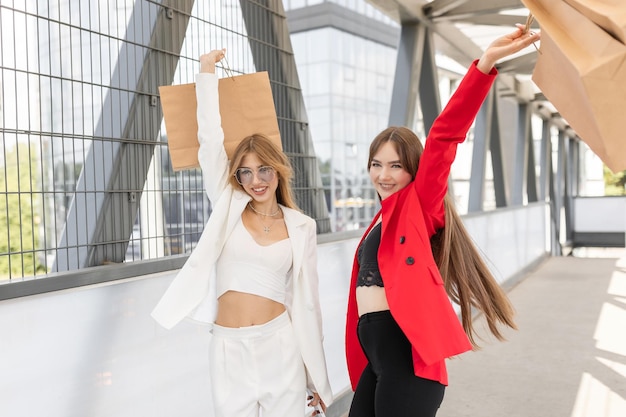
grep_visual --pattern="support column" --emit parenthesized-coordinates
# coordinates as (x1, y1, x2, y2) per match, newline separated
(240, 0, 331, 232)
(489, 91, 507, 208)
(54, 1, 195, 270)
(388, 23, 441, 132)
(468, 88, 494, 212)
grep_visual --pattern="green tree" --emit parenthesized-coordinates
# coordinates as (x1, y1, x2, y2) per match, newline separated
(603, 166, 626, 196)
(0, 142, 46, 280)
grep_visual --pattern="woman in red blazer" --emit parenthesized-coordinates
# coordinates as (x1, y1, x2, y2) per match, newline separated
(345, 26, 541, 417)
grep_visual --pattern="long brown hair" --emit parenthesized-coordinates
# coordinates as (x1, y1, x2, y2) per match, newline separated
(228, 134, 299, 210)
(368, 126, 516, 346)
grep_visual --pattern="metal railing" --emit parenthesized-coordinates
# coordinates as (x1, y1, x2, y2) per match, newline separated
(0, 0, 329, 282)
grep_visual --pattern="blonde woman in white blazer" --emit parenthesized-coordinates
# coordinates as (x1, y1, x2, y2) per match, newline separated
(152, 49, 332, 416)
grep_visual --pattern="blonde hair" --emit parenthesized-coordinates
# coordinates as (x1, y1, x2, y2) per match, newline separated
(228, 134, 299, 210)
(368, 126, 516, 346)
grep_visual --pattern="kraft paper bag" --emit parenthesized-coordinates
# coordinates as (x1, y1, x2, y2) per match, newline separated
(564, 0, 626, 44)
(522, 0, 626, 172)
(159, 72, 282, 171)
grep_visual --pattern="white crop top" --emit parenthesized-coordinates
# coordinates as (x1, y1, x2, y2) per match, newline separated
(215, 218, 292, 304)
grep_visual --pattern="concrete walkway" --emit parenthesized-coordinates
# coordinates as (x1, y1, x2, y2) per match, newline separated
(438, 249, 626, 417)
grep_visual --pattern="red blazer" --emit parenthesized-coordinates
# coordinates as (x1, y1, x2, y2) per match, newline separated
(345, 62, 497, 389)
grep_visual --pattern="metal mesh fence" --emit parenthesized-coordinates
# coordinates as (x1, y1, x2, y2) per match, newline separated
(0, 0, 328, 281)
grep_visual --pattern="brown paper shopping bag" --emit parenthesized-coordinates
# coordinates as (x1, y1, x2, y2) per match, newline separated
(522, 0, 626, 172)
(159, 72, 282, 171)
(564, 0, 626, 44)
(159, 83, 197, 170)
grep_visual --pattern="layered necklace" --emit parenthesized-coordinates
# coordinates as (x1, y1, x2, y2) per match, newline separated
(248, 202, 281, 234)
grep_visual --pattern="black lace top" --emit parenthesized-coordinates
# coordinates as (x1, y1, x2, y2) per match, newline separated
(356, 222, 383, 287)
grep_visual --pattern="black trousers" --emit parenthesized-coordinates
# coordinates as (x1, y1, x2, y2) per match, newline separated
(348, 310, 445, 417)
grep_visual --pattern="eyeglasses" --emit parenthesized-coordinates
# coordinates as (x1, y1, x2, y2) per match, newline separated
(234, 166, 276, 185)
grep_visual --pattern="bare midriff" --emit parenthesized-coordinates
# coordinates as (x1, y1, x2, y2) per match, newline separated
(356, 285, 390, 317)
(215, 291, 286, 327)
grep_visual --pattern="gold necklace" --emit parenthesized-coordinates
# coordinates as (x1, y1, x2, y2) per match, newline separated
(248, 203, 280, 233)
(248, 202, 280, 217)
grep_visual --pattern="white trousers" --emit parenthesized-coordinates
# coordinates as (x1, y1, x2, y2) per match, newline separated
(209, 311, 307, 417)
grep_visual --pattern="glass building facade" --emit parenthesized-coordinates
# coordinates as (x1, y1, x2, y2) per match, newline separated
(291, 27, 397, 230)
(285, 0, 399, 231)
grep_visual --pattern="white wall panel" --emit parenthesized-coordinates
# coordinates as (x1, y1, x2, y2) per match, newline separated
(574, 197, 626, 232)
(0, 205, 548, 417)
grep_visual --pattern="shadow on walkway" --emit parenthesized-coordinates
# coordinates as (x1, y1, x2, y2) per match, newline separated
(439, 249, 626, 417)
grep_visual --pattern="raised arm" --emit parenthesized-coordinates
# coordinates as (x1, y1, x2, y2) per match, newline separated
(476, 24, 540, 74)
(196, 49, 229, 203)
(415, 26, 540, 234)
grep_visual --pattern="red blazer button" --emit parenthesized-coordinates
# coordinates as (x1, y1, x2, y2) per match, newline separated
(399, 236, 406, 244)
(405, 256, 414, 265)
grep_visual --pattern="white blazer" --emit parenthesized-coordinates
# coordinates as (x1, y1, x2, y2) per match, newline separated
(151, 73, 333, 406)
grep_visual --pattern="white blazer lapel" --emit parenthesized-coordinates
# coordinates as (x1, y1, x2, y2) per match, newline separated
(227, 189, 251, 233)
(282, 207, 307, 282)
